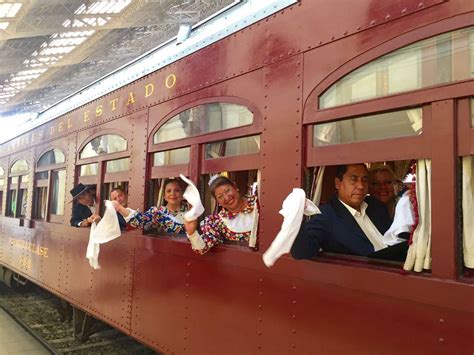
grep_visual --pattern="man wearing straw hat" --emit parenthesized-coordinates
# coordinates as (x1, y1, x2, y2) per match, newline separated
(69, 183, 101, 227)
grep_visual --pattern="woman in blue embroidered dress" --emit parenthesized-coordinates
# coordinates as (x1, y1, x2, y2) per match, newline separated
(113, 178, 188, 234)
(184, 176, 258, 254)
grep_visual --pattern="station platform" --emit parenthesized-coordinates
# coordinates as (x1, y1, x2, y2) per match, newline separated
(0, 307, 50, 354)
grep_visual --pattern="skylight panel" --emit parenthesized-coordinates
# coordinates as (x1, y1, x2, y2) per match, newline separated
(0, 22, 9, 30)
(40, 47, 75, 56)
(77, 1, 132, 15)
(0, 3, 22, 18)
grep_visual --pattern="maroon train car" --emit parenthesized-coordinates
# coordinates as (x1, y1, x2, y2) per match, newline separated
(0, 1, 473, 353)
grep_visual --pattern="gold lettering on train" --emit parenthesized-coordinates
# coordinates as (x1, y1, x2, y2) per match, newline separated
(20, 255, 32, 270)
(95, 105, 103, 117)
(9, 238, 49, 258)
(165, 74, 176, 89)
(58, 121, 64, 132)
(50, 126, 55, 135)
(84, 111, 90, 122)
(67, 118, 72, 128)
(127, 92, 136, 105)
(145, 83, 154, 98)
(110, 98, 118, 111)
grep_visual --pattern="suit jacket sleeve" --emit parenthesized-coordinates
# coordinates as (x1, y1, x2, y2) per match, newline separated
(291, 212, 331, 260)
(70, 204, 92, 227)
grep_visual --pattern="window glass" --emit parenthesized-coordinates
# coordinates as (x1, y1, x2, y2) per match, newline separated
(21, 174, 29, 184)
(37, 149, 65, 167)
(35, 172, 49, 180)
(50, 170, 66, 215)
(80, 134, 127, 159)
(80, 163, 98, 176)
(313, 108, 422, 146)
(0, 179, 4, 187)
(106, 158, 130, 173)
(0, 167, 4, 188)
(7, 189, 17, 216)
(153, 147, 190, 166)
(10, 159, 28, 174)
(154, 103, 253, 144)
(10, 176, 18, 185)
(205, 135, 260, 159)
(34, 187, 47, 219)
(19, 189, 27, 217)
(320, 27, 474, 108)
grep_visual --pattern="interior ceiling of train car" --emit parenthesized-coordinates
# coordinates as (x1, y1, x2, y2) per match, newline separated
(0, 0, 235, 141)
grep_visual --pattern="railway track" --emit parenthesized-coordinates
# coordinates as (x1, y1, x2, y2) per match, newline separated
(0, 282, 157, 354)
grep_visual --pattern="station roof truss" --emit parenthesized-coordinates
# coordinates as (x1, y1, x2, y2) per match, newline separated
(0, 0, 235, 118)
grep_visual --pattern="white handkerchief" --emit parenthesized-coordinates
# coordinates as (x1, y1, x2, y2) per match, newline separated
(383, 191, 415, 246)
(263, 188, 321, 267)
(180, 174, 205, 222)
(86, 200, 121, 270)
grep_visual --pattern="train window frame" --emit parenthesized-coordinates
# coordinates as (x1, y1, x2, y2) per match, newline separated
(303, 30, 447, 271)
(77, 132, 131, 214)
(301, 28, 474, 279)
(6, 159, 29, 218)
(146, 97, 262, 249)
(33, 148, 67, 223)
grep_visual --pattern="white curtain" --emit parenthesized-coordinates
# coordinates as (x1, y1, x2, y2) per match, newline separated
(311, 166, 325, 206)
(248, 170, 260, 248)
(406, 108, 423, 134)
(462, 156, 474, 268)
(404, 159, 432, 272)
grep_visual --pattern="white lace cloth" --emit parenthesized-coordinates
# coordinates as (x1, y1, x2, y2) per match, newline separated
(180, 174, 205, 222)
(263, 188, 320, 267)
(86, 200, 121, 270)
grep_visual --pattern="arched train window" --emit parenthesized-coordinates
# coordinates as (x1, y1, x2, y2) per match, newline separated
(149, 101, 261, 233)
(153, 103, 253, 144)
(320, 26, 474, 109)
(78, 134, 130, 211)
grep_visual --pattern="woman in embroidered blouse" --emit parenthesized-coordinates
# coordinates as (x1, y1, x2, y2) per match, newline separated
(113, 178, 188, 234)
(184, 176, 258, 255)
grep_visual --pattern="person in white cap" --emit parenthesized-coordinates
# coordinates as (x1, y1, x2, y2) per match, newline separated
(185, 175, 258, 255)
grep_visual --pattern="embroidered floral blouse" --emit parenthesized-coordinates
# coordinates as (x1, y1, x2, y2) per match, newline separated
(187, 195, 258, 254)
(126, 202, 188, 235)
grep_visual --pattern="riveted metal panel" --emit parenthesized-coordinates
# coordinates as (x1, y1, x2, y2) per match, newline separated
(131, 240, 188, 353)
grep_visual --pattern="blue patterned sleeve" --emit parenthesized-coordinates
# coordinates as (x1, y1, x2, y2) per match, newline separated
(128, 206, 163, 230)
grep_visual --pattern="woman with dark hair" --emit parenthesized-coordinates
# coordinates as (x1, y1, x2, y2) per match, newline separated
(113, 178, 188, 234)
(184, 175, 258, 255)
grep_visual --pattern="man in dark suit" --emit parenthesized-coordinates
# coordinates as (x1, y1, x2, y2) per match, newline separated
(291, 164, 407, 261)
(70, 183, 101, 227)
